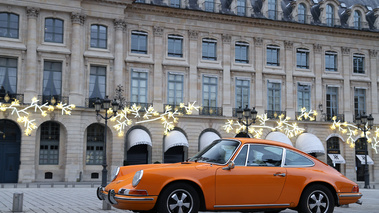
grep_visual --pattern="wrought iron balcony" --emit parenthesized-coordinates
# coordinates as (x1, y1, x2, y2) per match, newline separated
(163, 104, 186, 114)
(38, 95, 69, 105)
(0, 93, 24, 104)
(326, 114, 344, 122)
(265, 110, 286, 119)
(200, 106, 223, 116)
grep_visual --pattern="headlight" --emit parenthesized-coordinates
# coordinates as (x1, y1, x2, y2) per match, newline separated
(111, 167, 120, 181)
(132, 170, 143, 187)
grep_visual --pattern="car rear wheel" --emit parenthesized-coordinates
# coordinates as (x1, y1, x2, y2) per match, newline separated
(298, 185, 335, 213)
(157, 183, 199, 213)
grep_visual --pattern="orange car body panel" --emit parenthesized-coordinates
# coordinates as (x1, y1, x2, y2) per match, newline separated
(103, 138, 362, 211)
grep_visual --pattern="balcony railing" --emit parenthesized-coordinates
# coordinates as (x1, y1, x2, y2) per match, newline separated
(265, 110, 286, 119)
(326, 114, 344, 122)
(38, 95, 69, 105)
(200, 106, 223, 116)
(295, 112, 316, 121)
(0, 93, 24, 104)
(163, 104, 186, 114)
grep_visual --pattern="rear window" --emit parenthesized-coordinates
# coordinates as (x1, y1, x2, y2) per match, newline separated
(284, 149, 314, 166)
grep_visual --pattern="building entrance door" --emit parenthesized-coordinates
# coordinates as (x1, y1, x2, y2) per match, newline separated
(0, 120, 21, 183)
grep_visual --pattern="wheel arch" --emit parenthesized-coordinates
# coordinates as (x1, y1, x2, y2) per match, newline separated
(301, 181, 339, 206)
(157, 179, 206, 211)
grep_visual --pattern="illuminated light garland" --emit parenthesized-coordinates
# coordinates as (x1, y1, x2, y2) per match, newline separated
(330, 116, 379, 153)
(296, 107, 317, 121)
(112, 102, 200, 136)
(0, 98, 75, 136)
(223, 113, 305, 139)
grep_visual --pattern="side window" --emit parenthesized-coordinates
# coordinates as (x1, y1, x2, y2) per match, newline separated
(247, 145, 283, 167)
(234, 145, 248, 166)
(285, 149, 314, 166)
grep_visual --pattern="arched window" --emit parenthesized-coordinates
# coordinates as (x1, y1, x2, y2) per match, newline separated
(0, 12, 19, 39)
(90, 24, 107, 49)
(298, 3, 306, 23)
(86, 124, 104, 165)
(355, 138, 367, 181)
(39, 122, 60, 165)
(354, 11, 362, 29)
(326, 4, 334, 27)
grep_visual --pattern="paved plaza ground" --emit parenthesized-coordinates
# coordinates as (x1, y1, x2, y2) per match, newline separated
(0, 183, 377, 213)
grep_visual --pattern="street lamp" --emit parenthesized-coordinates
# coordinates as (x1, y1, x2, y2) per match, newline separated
(94, 96, 119, 188)
(236, 105, 258, 137)
(355, 112, 374, 189)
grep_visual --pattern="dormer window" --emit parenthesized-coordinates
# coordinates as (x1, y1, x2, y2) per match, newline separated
(268, 0, 277, 20)
(354, 11, 362, 29)
(298, 3, 306, 23)
(326, 4, 334, 27)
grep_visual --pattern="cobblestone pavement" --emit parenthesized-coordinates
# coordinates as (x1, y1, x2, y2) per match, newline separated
(0, 183, 377, 213)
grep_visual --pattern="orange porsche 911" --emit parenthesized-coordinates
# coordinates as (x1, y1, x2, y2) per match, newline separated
(97, 138, 362, 213)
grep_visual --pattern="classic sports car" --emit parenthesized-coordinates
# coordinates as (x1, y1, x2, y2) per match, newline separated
(97, 138, 362, 213)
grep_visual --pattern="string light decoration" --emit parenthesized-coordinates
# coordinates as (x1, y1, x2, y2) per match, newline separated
(297, 107, 317, 121)
(223, 113, 305, 139)
(0, 97, 75, 136)
(330, 116, 379, 153)
(112, 102, 200, 136)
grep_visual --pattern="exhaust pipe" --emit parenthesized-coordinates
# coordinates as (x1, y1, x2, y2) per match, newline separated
(356, 199, 363, 205)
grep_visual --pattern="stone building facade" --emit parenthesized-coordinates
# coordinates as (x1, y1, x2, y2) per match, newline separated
(0, 0, 378, 187)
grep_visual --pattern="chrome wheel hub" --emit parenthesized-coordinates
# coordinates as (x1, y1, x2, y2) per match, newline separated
(167, 189, 193, 213)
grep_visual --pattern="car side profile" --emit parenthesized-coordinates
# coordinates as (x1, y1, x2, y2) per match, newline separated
(97, 138, 362, 213)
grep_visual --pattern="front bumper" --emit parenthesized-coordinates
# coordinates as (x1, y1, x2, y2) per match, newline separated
(97, 186, 157, 211)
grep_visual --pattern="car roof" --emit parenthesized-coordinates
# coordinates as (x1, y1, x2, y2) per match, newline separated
(226, 137, 296, 150)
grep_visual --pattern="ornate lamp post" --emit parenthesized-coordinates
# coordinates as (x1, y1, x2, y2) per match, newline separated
(236, 105, 258, 136)
(355, 112, 374, 189)
(94, 96, 119, 188)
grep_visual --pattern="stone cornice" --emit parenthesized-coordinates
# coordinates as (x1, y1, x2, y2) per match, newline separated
(126, 4, 379, 40)
(87, 0, 135, 6)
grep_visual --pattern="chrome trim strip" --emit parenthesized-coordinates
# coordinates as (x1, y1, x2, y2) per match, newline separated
(339, 194, 362, 198)
(115, 196, 155, 201)
(214, 204, 290, 208)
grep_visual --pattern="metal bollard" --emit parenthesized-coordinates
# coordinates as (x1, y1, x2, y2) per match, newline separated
(12, 193, 23, 212)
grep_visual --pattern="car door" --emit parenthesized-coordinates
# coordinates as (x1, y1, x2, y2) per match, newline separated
(215, 144, 287, 206)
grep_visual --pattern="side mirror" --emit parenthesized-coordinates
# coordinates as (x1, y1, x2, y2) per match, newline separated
(222, 161, 235, 170)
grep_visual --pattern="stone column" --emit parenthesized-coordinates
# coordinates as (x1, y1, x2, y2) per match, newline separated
(222, 34, 232, 116)
(188, 30, 199, 103)
(114, 19, 126, 88)
(369, 50, 378, 115)
(152, 26, 164, 112)
(254, 37, 264, 112)
(342, 47, 352, 122)
(69, 13, 85, 106)
(24, 7, 39, 102)
(284, 40, 294, 119)
(314, 44, 323, 120)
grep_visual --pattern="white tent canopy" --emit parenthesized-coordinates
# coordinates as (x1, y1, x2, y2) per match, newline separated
(164, 130, 189, 152)
(296, 133, 325, 155)
(127, 128, 152, 151)
(199, 131, 221, 151)
(265, 132, 293, 147)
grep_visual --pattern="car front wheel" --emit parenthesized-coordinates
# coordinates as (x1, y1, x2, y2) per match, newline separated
(157, 183, 200, 213)
(298, 185, 335, 213)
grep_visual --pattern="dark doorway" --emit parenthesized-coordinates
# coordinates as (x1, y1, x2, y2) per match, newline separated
(126, 145, 148, 165)
(0, 120, 21, 183)
(164, 146, 184, 163)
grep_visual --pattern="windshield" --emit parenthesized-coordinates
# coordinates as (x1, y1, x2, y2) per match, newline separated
(189, 139, 240, 164)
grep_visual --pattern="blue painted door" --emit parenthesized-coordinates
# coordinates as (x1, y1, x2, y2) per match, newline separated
(0, 120, 21, 183)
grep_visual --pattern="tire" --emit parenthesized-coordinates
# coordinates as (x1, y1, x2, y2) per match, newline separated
(297, 185, 335, 213)
(157, 183, 200, 213)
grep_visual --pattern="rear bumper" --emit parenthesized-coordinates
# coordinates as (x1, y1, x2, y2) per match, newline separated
(337, 192, 363, 205)
(97, 186, 157, 211)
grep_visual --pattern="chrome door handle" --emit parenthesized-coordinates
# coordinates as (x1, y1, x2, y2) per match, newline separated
(273, 173, 286, 177)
